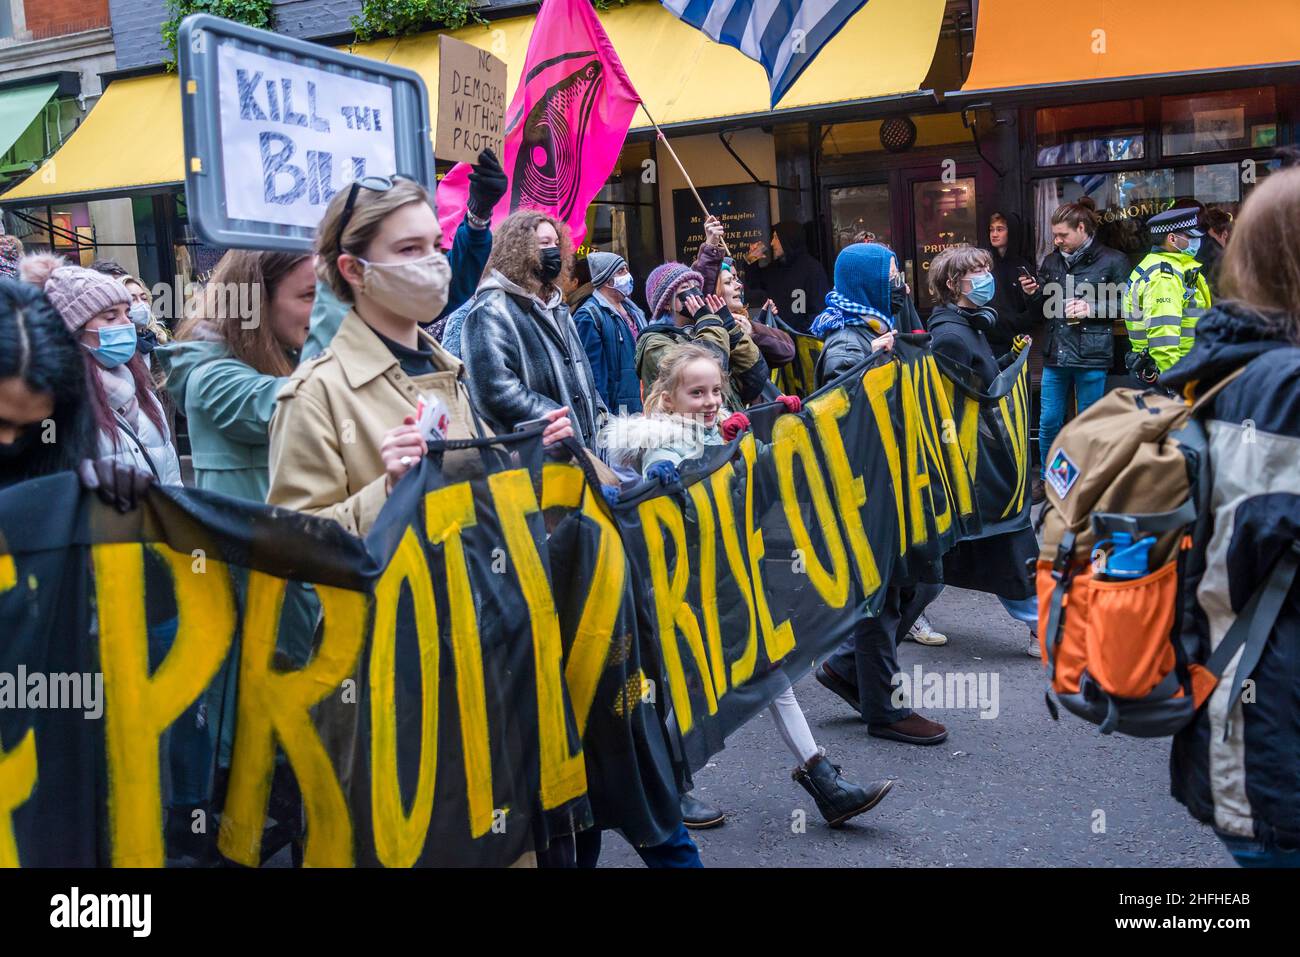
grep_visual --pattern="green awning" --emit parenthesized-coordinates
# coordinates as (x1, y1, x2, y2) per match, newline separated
(0, 82, 58, 159)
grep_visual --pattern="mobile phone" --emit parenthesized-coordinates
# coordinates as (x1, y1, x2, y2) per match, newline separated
(514, 416, 553, 434)
(1018, 266, 1036, 283)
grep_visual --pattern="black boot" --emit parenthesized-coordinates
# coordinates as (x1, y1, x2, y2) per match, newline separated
(679, 791, 726, 829)
(793, 754, 894, 827)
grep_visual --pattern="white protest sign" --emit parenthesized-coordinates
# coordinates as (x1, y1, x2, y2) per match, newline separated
(217, 44, 397, 229)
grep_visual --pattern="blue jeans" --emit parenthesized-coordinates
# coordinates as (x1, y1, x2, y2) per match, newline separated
(1218, 832, 1300, 868)
(999, 595, 1038, 627)
(1039, 366, 1107, 473)
(576, 823, 703, 868)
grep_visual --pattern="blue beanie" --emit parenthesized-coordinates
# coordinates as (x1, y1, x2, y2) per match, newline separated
(832, 243, 894, 316)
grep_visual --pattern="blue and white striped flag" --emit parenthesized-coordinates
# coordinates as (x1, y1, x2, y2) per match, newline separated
(661, 0, 870, 108)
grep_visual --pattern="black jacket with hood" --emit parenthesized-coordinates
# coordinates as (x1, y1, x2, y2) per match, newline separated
(743, 222, 831, 335)
(984, 211, 1039, 353)
(1161, 301, 1300, 847)
(1029, 237, 1131, 369)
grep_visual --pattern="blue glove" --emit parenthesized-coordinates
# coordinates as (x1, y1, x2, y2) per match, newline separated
(600, 485, 621, 506)
(644, 460, 680, 486)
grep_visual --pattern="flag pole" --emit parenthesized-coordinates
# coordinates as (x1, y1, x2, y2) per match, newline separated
(639, 101, 733, 259)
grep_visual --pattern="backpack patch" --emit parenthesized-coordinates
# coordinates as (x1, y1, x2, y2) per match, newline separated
(1046, 448, 1080, 498)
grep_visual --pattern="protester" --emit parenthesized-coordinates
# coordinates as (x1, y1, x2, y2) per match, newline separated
(268, 177, 561, 537)
(809, 242, 948, 745)
(1197, 207, 1232, 297)
(1019, 198, 1129, 475)
(89, 258, 129, 279)
(116, 273, 170, 369)
(600, 342, 894, 835)
(1124, 206, 1212, 381)
(692, 215, 794, 369)
(300, 149, 506, 362)
(926, 246, 1040, 656)
(21, 254, 181, 486)
(984, 212, 1037, 353)
(460, 209, 601, 449)
(1160, 167, 1300, 867)
(572, 250, 645, 415)
(743, 221, 830, 334)
(159, 250, 315, 501)
(637, 261, 769, 412)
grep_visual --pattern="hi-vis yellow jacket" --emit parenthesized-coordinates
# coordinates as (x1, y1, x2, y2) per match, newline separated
(1123, 250, 1212, 372)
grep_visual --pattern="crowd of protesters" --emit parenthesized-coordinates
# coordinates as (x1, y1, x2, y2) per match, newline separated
(1, 145, 1296, 868)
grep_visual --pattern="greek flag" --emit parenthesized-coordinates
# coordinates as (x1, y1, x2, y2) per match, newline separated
(661, 0, 870, 107)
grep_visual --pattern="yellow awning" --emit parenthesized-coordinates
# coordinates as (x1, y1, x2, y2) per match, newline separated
(957, 0, 1300, 95)
(3, 73, 183, 202)
(4, 0, 944, 204)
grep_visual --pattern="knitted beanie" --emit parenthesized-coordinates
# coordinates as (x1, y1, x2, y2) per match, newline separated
(586, 250, 626, 289)
(18, 253, 131, 334)
(645, 261, 704, 319)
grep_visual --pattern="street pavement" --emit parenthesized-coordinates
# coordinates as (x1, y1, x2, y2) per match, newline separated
(600, 585, 1233, 868)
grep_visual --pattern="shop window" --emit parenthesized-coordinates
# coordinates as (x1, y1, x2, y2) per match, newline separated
(1029, 162, 1272, 264)
(913, 177, 977, 312)
(579, 141, 657, 311)
(828, 183, 892, 255)
(1161, 87, 1277, 156)
(1035, 100, 1144, 167)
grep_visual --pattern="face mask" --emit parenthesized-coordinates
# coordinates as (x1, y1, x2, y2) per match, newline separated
(612, 273, 635, 297)
(538, 246, 563, 283)
(86, 323, 138, 368)
(1180, 236, 1201, 258)
(966, 272, 995, 307)
(890, 283, 909, 315)
(128, 302, 152, 329)
(358, 252, 451, 321)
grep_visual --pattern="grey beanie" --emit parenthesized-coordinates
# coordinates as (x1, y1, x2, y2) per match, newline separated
(586, 250, 626, 289)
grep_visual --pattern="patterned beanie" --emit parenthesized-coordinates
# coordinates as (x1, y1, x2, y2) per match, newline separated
(18, 253, 131, 334)
(586, 250, 626, 290)
(645, 261, 704, 319)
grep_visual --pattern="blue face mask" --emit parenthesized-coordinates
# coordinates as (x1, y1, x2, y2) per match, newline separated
(86, 322, 138, 368)
(612, 272, 634, 297)
(1180, 236, 1202, 259)
(967, 271, 995, 307)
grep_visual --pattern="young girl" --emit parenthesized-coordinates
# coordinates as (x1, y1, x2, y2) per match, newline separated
(601, 342, 894, 830)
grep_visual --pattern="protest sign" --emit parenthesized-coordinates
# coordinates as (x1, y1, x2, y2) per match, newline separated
(179, 14, 434, 252)
(435, 35, 507, 166)
(0, 340, 1028, 866)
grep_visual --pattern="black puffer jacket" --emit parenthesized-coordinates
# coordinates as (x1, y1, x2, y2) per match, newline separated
(1162, 301, 1300, 848)
(926, 303, 1008, 389)
(1029, 238, 1131, 368)
(461, 269, 606, 445)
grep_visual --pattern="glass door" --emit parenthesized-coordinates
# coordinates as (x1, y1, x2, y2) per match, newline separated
(827, 182, 895, 257)
(909, 176, 980, 312)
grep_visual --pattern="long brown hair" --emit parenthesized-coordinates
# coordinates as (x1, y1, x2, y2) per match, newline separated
(1051, 197, 1100, 235)
(177, 249, 309, 377)
(1219, 169, 1300, 343)
(484, 209, 573, 300)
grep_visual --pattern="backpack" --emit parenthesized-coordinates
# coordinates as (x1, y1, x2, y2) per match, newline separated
(1036, 371, 1298, 736)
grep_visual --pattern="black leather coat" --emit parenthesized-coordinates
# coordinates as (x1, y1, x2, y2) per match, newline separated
(460, 270, 606, 446)
(1030, 239, 1131, 369)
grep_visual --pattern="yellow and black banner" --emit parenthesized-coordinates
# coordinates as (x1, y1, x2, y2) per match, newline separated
(0, 337, 1029, 866)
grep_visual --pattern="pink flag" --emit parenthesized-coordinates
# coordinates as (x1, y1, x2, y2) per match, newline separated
(436, 0, 640, 248)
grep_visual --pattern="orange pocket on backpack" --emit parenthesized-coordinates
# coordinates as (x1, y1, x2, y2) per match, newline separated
(1037, 559, 1092, 694)
(1083, 561, 1178, 699)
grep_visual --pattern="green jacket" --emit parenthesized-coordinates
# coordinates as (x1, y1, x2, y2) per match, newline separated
(1124, 250, 1212, 372)
(156, 340, 289, 502)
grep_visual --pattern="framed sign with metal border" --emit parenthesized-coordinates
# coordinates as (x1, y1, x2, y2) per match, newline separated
(179, 13, 434, 252)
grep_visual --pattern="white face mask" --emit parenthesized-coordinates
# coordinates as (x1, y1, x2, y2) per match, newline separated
(127, 301, 152, 329)
(357, 252, 451, 322)
(612, 273, 634, 297)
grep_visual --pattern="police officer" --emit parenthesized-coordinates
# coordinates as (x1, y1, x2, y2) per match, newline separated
(1124, 207, 1212, 382)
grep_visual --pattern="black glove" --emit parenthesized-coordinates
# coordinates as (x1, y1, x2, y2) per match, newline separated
(467, 148, 508, 220)
(78, 458, 154, 513)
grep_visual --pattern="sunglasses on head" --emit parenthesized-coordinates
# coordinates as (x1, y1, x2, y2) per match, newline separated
(334, 174, 412, 253)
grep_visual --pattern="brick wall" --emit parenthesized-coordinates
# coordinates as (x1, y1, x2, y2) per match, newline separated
(26, 0, 111, 39)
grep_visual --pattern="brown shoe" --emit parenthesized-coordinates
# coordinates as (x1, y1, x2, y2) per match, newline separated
(868, 713, 949, 745)
(1031, 475, 1046, 504)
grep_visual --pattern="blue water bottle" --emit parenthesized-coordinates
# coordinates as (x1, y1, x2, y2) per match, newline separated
(1091, 532, 1155, 580)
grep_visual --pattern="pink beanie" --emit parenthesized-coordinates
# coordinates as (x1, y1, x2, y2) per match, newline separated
(18, 253, 131, 334)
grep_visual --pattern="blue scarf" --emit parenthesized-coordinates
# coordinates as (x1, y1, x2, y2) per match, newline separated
(810, 289, 893, 338)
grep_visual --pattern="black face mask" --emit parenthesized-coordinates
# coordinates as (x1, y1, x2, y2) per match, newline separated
(0, 428, 37, 461)
(890, 284, 909, 316)
(538, 246, 563, 283)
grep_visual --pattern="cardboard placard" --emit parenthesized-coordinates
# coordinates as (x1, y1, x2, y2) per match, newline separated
(436, 35, 507, 165)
